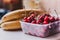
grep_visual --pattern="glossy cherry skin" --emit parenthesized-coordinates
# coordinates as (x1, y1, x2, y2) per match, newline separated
(55, 17, 59, 21)
(24, 19, 30, 22)
(36, 20, 42, 24)
(44, 16, 49, 21)
(49, 17, 55, 22)
(23, 17, 27, 20)
(30, 14, 35, 17)
(43, 21, 48, 24)
(31, 20, 36, 24)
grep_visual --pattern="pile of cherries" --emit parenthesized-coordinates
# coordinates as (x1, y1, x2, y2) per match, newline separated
(23, 13, 59, 24)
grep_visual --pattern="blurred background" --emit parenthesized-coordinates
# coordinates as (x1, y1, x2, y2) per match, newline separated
(0, 0, 60, 19)
(0, 0, 23, 10)
(0, 0, 23, 19)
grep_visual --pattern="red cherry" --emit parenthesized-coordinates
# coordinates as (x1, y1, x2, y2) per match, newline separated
(30, 14, 35, 17)
(43, 14, 50, 16)
(49, 17, 55, 22)
(23, 17, 29, 22)
(55, 17, 59, 21)
(27, 17, 31, 20)
(36, 20, 42, 24)
(39, 15, 43, 19)
(27, 14, 35, 20)
(24, 19, 30, 22)
(38, 15, 44, 22)
(24, 17, 27, 20)
(43, 21, 48, 24)
(44, 16, 49, 21)
(31, 20, 36, 24)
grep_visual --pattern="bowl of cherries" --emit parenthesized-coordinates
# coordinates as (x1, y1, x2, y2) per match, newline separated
(20, 12, 60, 38)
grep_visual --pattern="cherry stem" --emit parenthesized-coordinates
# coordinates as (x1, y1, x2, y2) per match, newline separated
(29, 10, 37, 16)
(23, 6, 27, 17)
(29, 10, 34, 15)
(48, 8, 51, 14)
(54, 10, 59, 18)
(24, 9, 27, 17)
(34, 11, 37, 18)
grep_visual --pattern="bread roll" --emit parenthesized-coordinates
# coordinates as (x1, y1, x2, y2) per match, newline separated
(1, 9, 45, 30)
(1, 20, 21, 30)
(1, 9, 45, 23)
